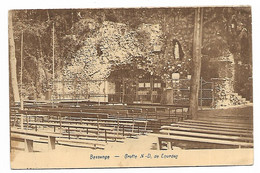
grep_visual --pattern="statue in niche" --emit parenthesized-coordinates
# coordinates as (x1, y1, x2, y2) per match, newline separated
(174, 42, 180, 59)
(172, 39, 184, 60)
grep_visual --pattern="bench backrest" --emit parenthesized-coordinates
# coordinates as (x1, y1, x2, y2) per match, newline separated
(18, 110, 108, 119)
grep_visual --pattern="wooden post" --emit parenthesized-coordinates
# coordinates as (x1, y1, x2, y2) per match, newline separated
(26, 115, 28, 130)
(25, 139, 33, 152)
(59, 113, 62, 134)
(131, 117, 135, 136)
(150, 76, 153, 103)
(97, 115, 99, 141)
(157, 138, 161, 150)
(116, 118, 119, 140)
(135, 80, 139, 102)
(122, 79, 125, 103)
(144, 120, 148, 133)
(122, 125, 125, 136)
(68, 127, 70, 139)
(62, 78, 65, 99)
(13, 111, 17, 127)
(52, 23, 55, 108)
(80, 115, 83, 134)
(167, 141, 171, 150)
(155, 107, 157, 119)
(105, 129, 107, 143)
(20, 31, 24, 110)
(200, 77, 203, 110)
(212, 80, 215, 107)
(104, 80, 106, 102)
(48, 136, 56, 150)
(20, 113, 24, 130)
(189, 7, 203, 119)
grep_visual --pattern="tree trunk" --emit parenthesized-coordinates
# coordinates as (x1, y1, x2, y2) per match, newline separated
(9, 11, 20, 103)
(35, 30, 47, 99)
(189, 8, 203, 119)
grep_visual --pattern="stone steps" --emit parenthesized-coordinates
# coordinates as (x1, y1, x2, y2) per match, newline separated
(215, 92, 249, 108)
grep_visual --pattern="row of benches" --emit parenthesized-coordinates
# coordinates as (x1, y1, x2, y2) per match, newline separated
(10, 103, 191, 152)
(13, 103, 190, 120)
(157, 118, 253, 150)
(11, 108, 156, 152)
(11, 114, 151, 139)
(12, 103, 190, 132)
(11, 128, 107, 152)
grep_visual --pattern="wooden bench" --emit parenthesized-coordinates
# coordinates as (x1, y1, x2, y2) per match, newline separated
(11, 104, 188, 135)
(184, 119, 253, 130)
(22, 106, 146, 121)
(160, 129, 253, 142)
(11, 134, 36, 152)
(61, 130, 125, 142)
(53, 118, 150, 137)
(47, 118, 133, 126)
(15, 109, 109, 129)
(16, 110, 151, 141)
(175, 121, 253, 132)
(160, 125, 253, 138)
(49, 117, 151, 135)
(31, 106, 144, 118)
(171, 123, 253, 134)
(157, 134, 253, 150)
(17, 109, 108, 119)
(55, 138, 106, 149)
(23, 121, 120, 142)
(62, 128, 134, 139)
(26, 121, 113, 131)
(11, 129, 60, 152)
(11, 128, 107, 150)
(128, 104, 190, 118)
(198, 115, 253, 123)
(128, 106, 183, 119)
(34, 107, 129, 116)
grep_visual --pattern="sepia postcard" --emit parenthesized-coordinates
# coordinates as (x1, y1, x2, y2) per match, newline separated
(9, 7, 253, 169)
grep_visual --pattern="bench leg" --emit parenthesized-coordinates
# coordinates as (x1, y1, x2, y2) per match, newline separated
(122, 125, 125, 136)
(21, 114, 24, 130)
(25, 139, 33, 152)
(48, 136, 56, 150)
(167, 141, 172, 150)
(105, 130, 107, 143)
(68, 127, 70, 139)
(157, 138, 161, 150)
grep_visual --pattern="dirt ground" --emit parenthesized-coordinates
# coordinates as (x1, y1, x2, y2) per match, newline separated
(198, 104, 253, 117)
(197, 104, 253, 125)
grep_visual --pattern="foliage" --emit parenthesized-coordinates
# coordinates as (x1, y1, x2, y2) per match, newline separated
(10, 7, 252, 101)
